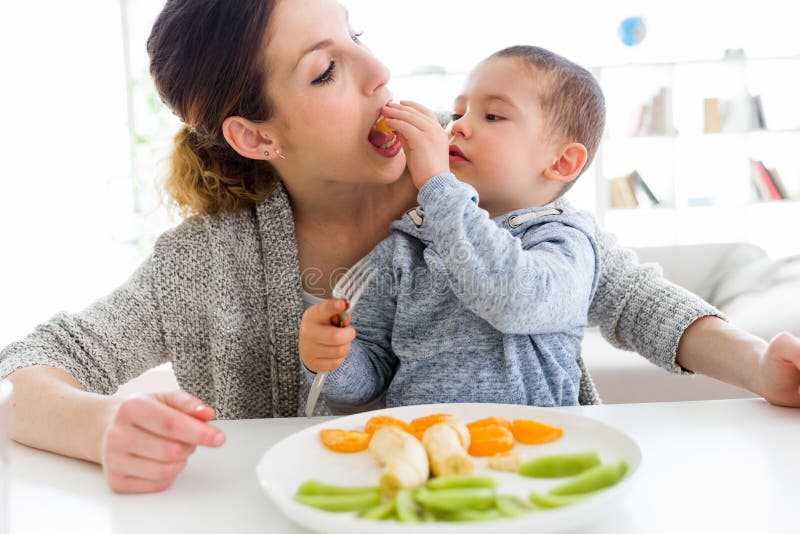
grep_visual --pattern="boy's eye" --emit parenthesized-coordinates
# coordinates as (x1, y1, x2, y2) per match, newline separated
(486, 114, 503, 121)
(312, 61, 336, 85)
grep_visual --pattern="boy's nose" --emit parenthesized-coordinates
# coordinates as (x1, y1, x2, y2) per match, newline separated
(450, 118, 470, 139)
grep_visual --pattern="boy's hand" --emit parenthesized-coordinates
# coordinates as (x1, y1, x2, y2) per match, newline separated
(382, 101, 450, 190)
(299, 298, 357, 373)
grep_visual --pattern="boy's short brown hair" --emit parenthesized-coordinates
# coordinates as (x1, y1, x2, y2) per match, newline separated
(489, 46, 606, 181)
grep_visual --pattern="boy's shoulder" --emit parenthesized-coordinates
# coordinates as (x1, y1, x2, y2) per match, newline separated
(501, 200, 596, 241)
(361, 214, 428, 269)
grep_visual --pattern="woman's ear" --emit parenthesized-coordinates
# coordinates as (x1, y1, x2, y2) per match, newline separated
(222, 116, 281, 161)
(543, 142, 588, 184)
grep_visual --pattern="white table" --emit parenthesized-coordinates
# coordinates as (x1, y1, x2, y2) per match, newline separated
(5, 399, 797, 534)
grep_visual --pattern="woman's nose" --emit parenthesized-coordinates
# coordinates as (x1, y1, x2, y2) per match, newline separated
(361, 51, 391, 96)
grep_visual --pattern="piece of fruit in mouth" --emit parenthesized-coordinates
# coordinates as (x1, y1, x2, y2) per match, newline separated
(375, 115, 394, 133)
(369, 116, 397, 149)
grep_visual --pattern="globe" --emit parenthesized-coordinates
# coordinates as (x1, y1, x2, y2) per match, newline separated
(618, 16, 647, 47)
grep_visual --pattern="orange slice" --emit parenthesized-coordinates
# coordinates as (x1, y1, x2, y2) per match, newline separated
(467, 425, 515, 457)
(364, 415, 413, 436)
(510, 419, 563, 444)
(466, 416, 512, 431)
(375, 116, 394, 133)
(409, 413, 454, 440)
(319, 429, 371, 453)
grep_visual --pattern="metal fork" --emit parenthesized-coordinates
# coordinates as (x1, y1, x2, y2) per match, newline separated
(304, 256, 377, 417)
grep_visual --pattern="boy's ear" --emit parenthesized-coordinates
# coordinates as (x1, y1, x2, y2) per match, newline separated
(222, 116, 281, 161)
(543, 142, 588, 184)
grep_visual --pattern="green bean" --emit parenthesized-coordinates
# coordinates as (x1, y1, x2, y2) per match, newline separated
(495, 495, 535, 517)
(358, 499, 396, 520)
(529, 491, 590, 509)
(294, 491, 381, 512)
(434, 508, 504, 522)
(296, 480, 380, 496)
(518, 452, 601, 478)
(395, 490, 423, 523)
(425, 475, 497, 490)
(415, 487, 496, 512)
(549, 460, 628, 495)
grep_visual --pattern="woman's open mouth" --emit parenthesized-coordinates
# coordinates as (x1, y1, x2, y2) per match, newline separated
(368, 115, 401, 157)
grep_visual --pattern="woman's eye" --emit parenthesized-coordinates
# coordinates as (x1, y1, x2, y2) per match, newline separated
(486, 114, 503, 121)
(312, 61, 336, 85)
(351, 31, 364, 44)
(450, 113, 463, 121)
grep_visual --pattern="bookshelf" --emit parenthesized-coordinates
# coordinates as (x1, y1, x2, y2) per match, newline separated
(590, 54, 800, 256)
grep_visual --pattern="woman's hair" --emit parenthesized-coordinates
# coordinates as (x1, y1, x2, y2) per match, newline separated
(147, 0, 279, 217)
(490, 46, 606, 179)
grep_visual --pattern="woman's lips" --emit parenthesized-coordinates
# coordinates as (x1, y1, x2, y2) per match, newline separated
(368, 129, 401, 157)
(367, 113, 401, 157)
(449, 144, 469, 163)
(368, 128, 396, 148)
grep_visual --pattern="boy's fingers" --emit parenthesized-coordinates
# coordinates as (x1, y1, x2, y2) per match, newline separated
(383, 105, 431, 132)
(306, 324, 357, 347)
(311, 345, 352, 360)
(312, 356, 348, 372)
(306, 299, 348, 323)
(383, 115, 425, 138)
(388, 101, 439, 128)
(398, 100, 439, 121)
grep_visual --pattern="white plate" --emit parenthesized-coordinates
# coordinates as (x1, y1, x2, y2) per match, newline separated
(256, 403, 641, 534)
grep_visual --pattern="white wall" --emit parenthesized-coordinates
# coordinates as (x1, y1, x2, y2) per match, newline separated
(1, 0, 799, 348)
(0, 1, 138, 346)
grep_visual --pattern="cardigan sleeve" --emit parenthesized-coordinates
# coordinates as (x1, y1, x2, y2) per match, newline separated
(588, 228, 724, 374)
(0, 255, 169, 394)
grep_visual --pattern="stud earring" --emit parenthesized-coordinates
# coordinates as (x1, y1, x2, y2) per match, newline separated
(263, 150, 270, 158)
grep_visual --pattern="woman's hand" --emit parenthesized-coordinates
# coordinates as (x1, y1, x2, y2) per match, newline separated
(382, 101, 450, 190)
(755, 332, 800, 407)
(299, 298, 356, 373)
(100, 390, 225, 493)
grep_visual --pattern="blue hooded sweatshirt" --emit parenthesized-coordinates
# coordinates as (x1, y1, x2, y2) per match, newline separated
(310, 173, 600, 408)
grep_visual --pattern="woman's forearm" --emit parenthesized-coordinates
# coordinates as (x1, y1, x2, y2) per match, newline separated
(676, 316, 766, 393)
(7, 365, 119, 463)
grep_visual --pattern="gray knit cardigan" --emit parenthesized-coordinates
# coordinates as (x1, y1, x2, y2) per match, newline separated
(0, 182, 719, 418)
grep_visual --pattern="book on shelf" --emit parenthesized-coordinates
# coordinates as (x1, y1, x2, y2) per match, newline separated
(767, 168, 791, 199)
(703, 98, 723, 133)
(630, 86, 675, 137)
(704, 94, 765, 133)
(628, 170, 661, 206)
(752, 95, 767, 129)
(750, 159, 786, 201)
(608, 170, 661, 209)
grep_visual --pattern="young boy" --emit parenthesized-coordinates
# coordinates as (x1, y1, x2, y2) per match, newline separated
(299, 46, 606, 408)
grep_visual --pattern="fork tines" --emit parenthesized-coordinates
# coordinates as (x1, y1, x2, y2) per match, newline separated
(333, 255, 377, 303)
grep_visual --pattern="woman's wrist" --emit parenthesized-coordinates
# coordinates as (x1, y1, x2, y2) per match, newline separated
(676, 316, 767, 393)
(84, 394, 123, 464)
(7, 365, 121, 464)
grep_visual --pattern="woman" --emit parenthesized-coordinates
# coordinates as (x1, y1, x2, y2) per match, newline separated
(1, 0, 799, 495)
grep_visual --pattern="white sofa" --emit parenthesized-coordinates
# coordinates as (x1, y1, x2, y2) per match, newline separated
(585, 242, 800, 403)
(118, 242, 800, 403)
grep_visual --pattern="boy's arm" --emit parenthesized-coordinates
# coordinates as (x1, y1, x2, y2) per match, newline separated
(418, 173, 598, 335)
(303, 241, 400, 405)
